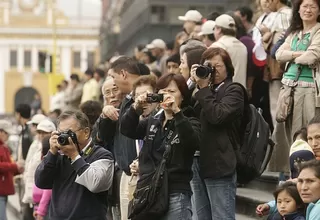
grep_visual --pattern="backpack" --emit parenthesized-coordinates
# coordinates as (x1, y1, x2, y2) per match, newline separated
(216, 82, 274, 184)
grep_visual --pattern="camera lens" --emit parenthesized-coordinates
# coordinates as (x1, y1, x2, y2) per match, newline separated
(57, 134, 69, 146)
(196, 66, 211, 79)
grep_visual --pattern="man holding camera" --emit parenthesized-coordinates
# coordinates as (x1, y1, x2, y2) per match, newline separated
(35, 110, 114, 220)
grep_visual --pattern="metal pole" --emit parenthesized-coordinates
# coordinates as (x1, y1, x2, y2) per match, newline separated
(51, 0, 57, 74)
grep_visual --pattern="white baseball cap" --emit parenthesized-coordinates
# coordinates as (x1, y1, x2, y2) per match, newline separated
(37, 120, 56, 133)
(146, 39, 166, 50)
(178, 10, 203, 23)
(0, 120, 14, 135)
(198, 20, 216, 36)
(215, 14, 236, 30)
(27, 114, 47, 125)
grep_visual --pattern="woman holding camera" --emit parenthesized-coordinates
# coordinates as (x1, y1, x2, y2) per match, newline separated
(120, 73, 201, 220)
(191, 47, 245, 220)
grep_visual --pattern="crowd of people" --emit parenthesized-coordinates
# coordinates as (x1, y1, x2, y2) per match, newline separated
(1, 0, 320, 219)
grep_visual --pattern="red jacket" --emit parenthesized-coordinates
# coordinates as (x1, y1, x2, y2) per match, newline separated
(0, 140, 18, 196)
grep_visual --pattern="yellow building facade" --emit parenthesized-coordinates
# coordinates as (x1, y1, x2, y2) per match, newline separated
(0, 0, 100, 114)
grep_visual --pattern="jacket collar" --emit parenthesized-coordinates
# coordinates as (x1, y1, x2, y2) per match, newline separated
(283, 212, 305, 220)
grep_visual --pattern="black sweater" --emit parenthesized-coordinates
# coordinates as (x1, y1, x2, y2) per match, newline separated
(120, 106, 201, 192)
(35, 143, 114, 220)
(194, 81, 245, 179)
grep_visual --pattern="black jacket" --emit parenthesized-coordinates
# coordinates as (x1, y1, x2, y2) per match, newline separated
(35, 143, 114, 220)
(97, 95, 137, 175)
(120, 106, 201, 193)
(194, 80, 244, 179)
(268, 212, 305, 220)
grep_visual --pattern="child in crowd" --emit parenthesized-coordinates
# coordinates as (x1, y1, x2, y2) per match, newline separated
(266, 182, 306, 220)
(33, 136, 52, 220)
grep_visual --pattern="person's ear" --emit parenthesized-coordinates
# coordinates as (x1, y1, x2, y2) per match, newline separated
(84, 127, 91, 139)
(120, 69, 128, 79)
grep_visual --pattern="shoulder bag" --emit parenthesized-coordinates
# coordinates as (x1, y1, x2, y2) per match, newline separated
(128, 124, 176, 219)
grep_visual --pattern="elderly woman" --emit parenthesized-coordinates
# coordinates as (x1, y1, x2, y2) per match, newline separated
(270, 0, 320, 174)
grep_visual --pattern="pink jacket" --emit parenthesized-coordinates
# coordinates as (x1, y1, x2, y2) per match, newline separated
(32, 184, 52, 217)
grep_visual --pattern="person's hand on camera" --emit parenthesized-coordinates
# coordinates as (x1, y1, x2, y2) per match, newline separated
(161, 94, 180, 114)
(256, 203, 270, 217)
(58, 137, 79, 161)
(49, 131, 61, 155)
(191, 64, 210, 89)
(130, 159, 139, 175)
(133, 91, 149, 111)
(102, 105, 120, 121)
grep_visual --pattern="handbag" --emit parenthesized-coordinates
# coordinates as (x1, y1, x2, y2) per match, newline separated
(275, 65, 302, 123)
(128, 127, 176, 219)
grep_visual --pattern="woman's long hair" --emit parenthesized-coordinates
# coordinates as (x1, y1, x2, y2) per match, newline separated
(289, 0, 320, 34)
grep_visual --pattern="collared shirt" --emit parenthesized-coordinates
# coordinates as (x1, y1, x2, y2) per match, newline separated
(71, 138, 93, 164)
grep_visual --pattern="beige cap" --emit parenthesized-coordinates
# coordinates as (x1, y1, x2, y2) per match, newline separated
(178, 10, 202, 23)
(215, 14, 236, 30)
(37, 120, 56, 133)
(0, 120, 14, 135)
(198, 20, 216, 36)
(27, 114, 47, 125)
(146, 39, 167, 50)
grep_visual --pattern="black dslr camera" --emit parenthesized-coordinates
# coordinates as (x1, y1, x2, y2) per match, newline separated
(196, 63, 216, 79)
(146, 93, 164, 103)
(57, 130, 78, 146)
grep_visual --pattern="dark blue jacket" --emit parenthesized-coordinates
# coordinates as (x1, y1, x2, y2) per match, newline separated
(97, 95, 137, 175)
(268, 211, 306, 220)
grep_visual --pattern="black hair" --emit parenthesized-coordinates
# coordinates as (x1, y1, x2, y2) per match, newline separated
(299, 159, 320, 179)
(236, 6, 253, 23)
(15, 104, 31, 119)
(273, 182, 305, 211)
(166, 41, 174, 50)
(110, 56, 140, 75)
(41, 136, 51, 157)
(308, 115, 320, 126)
(137, 63, 150, 76)
(70, 74, 80, 82)
(136, 44, 146, 52)
(206, 11, 221, 21)
(289, 0, 320, 34)
(166, 53, 181, 65)
(85, 68, 94, 77)
(206, 34, 215, 42)
(143, 50, 157, 63)
(94, 68, 105, 78)
(293, 127, 308, 142)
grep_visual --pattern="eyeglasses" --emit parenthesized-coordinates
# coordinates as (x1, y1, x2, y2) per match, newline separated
(57, 128, 83, 134)
(103, 87, 119, 97)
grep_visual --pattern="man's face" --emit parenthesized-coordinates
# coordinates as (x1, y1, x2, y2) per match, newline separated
(108, 68, 130, 94)
(167, 61, 180, 75)
(30, 124, 38, 136)
(134, 84, 157, 117)
(102, 77, 123, 108)
(234, 10, 246, 24)
(15, 113, 21, 124)
(70, 79, 78, 87)
(183, 21, 196, 35)
(58, 117, 90, 147)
